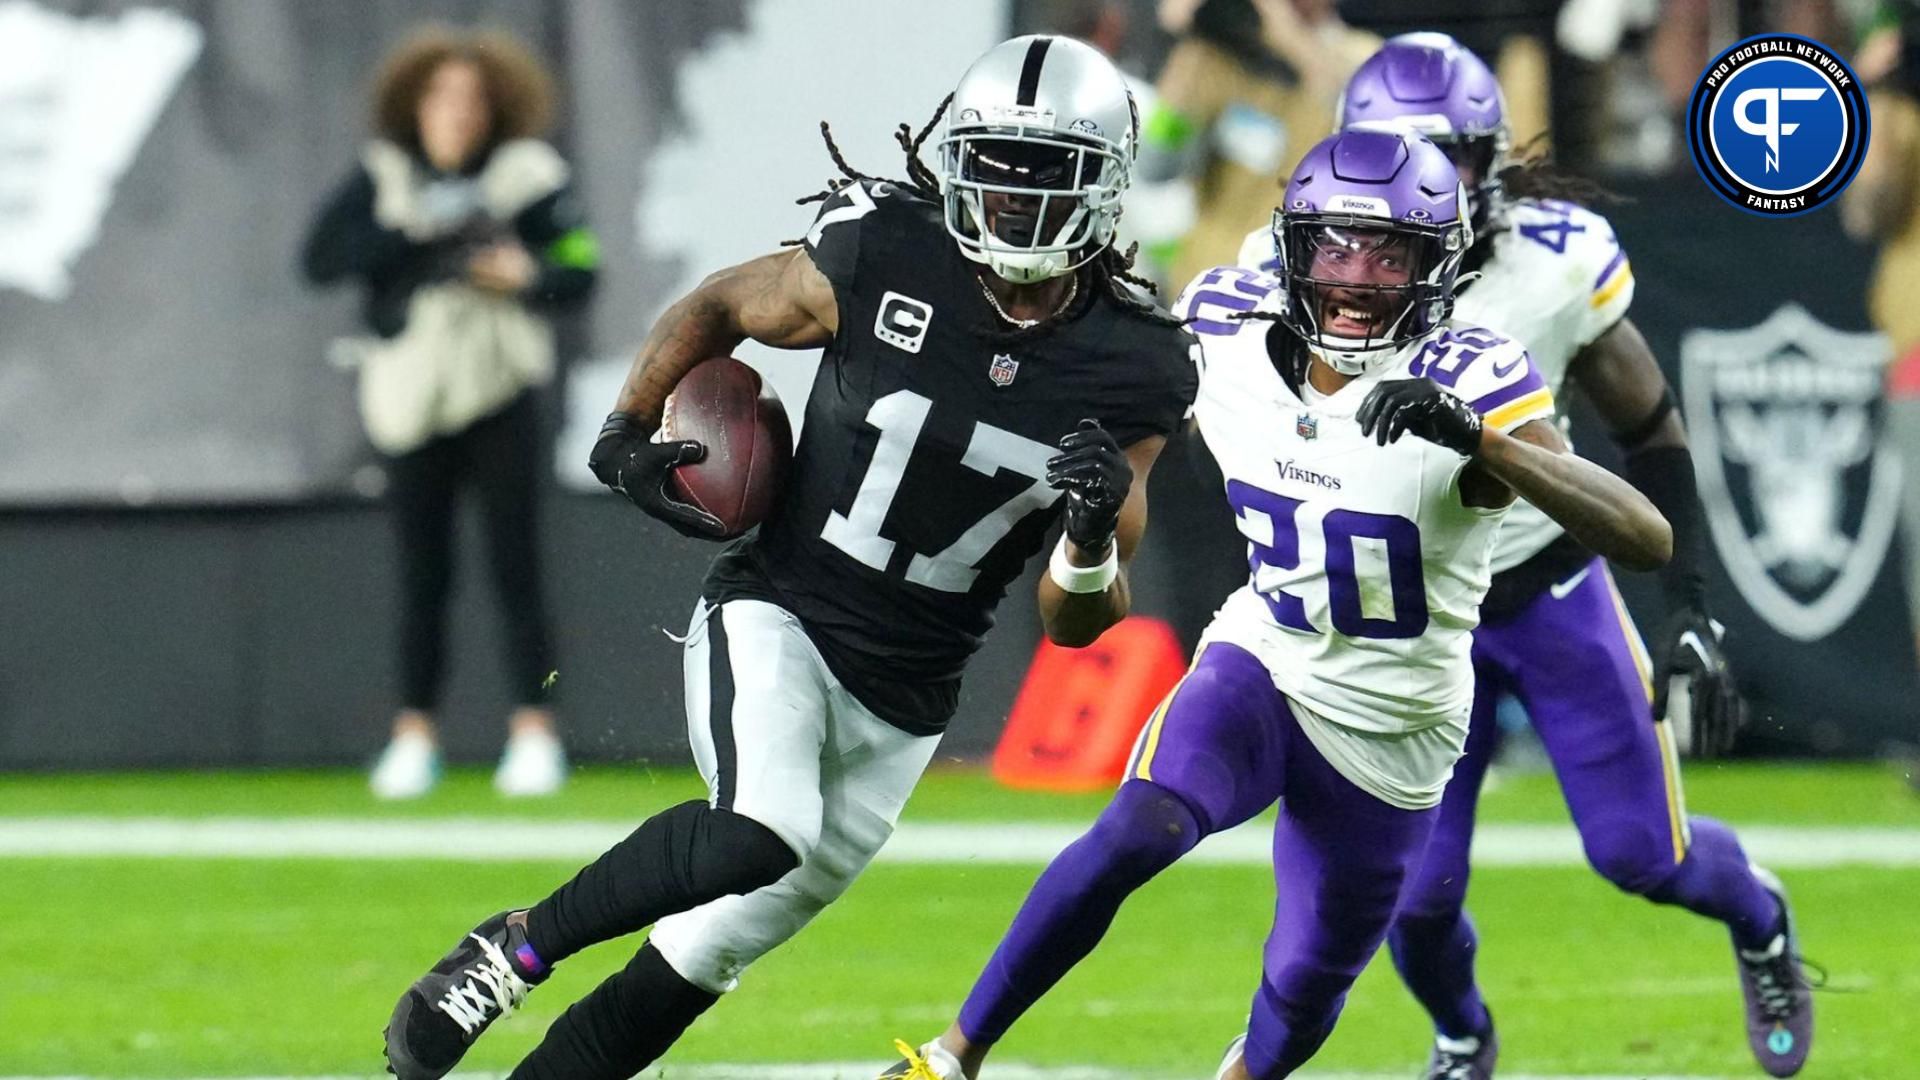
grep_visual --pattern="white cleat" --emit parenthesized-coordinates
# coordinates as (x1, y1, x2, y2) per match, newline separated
(1213, 1032, 1247, 1080)
(371, 730, 441, 800)
(493, 727, 567, 797)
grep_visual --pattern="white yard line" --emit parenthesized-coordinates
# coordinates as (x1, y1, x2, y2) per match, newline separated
(0, 816, 1916, 868)
(0, 1071, 1742, 1080)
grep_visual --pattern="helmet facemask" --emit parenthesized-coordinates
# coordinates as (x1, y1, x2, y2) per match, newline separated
(940, 127, 1128, 284)
(1426, 129, 1510, 238)
(1273, 212, 1469, 375)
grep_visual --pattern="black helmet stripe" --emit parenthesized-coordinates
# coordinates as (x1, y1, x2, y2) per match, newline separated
(1015, 37, 1052, 106)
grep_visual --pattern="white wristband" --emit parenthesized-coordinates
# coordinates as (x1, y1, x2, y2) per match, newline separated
(1048, 535, 1119, 594)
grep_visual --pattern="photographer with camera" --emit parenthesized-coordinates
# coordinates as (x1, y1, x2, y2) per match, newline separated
(301, 26, 597, 799)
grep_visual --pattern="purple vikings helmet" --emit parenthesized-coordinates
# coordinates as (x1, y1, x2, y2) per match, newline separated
(1274, 127, 1470, 375)
(1338, 33, 1509, 234)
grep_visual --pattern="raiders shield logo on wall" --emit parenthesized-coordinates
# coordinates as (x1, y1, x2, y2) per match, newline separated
(989, 353, 1019, 387)
(1681, 303, 1904, 642)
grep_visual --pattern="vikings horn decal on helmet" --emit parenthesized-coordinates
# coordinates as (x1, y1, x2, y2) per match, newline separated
(1274, 128, 1471, 376)
(1338, 32, 1510, 236)
(939, 35, 1137, 284)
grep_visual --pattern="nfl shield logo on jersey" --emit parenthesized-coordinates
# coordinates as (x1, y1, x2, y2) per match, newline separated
(1681, 302, 1900, 642)
(1296, 413, 1318, 440)
(989, 353, 1019, 387)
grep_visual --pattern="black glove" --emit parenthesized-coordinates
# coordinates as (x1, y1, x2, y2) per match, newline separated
(1046, 419, 1131, 557)
(587, 412, 727, 540)
(1356, 377, 1485, 456)
(1652, 607, 1749, 757)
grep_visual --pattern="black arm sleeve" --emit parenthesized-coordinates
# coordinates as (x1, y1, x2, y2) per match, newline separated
(300, 166, 414, 285)
(512, 185, 598, 308)
(1624, 443, 1708, 611)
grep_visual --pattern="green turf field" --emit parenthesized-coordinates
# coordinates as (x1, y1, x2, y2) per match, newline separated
(2, 762, 1914, 1078)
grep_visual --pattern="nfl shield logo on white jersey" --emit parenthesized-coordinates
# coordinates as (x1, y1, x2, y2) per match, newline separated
(1296, 413, 1318, 440)
(989, 353, 1019, 387)
(1682, 303, 1900, 641)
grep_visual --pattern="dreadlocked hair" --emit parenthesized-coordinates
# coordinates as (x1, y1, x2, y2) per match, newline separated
(1496, 134, 1627, 209)
(786, 93, 1183, 333)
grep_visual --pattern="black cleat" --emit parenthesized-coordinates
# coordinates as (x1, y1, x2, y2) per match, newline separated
(385, 910, 546, 1080)
(1422, 1027, 1498, 1080)
(1735, 868, 1815, 1077)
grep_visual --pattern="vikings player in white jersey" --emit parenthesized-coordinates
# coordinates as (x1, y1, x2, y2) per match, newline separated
(883, 127, 1668, 1080)
(1231, 34, 1815, 1080)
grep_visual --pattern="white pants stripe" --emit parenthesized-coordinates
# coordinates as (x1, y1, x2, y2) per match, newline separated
(650, 598, 941, 994)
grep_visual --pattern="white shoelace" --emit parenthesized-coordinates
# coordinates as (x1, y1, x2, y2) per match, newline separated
(435, 932, 531, 1035)
(1741, 933, 1796, 1017)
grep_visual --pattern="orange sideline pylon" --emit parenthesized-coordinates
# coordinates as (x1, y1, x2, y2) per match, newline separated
(991, 616, 1188, 792)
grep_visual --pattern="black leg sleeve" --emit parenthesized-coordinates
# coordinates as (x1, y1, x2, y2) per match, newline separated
(508, 943, 717, 1080)
(523, 800, 799, 966)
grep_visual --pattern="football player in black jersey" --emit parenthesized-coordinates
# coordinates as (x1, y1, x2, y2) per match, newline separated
(382, 34, 1197, 1080)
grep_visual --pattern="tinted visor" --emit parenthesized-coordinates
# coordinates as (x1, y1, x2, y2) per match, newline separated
(959, 137, 1102, 190)
(1430, 134, 1498, 189)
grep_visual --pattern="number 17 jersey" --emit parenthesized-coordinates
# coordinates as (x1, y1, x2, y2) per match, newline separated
(705, 182, 1197, 735)
(1175, 266, 1555, 803)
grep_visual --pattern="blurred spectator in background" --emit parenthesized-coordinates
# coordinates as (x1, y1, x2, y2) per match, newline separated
(1845, 1, 1920, 675)
(1127, 0, 1378, 292)
(1018, 0, 1138, 64)
(300, 26, 597, 799)
(1638, 0, 1846, 170)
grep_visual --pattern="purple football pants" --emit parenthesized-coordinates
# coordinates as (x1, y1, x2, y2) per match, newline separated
(1387, 558, 1782, 1039)
(957, 642, 1436, 1079)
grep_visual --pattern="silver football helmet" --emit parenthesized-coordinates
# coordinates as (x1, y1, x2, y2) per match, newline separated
(938, 35, 1137, 284)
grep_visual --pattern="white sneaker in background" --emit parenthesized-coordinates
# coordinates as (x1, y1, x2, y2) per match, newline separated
(493, 727, 567, 797)
(370, 730, 441, 800)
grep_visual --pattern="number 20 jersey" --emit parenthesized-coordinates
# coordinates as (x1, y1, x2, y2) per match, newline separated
(705, 182, 1197, 735)
(1174, 266, 1557, 747)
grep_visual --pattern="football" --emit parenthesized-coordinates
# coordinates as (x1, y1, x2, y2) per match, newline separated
(662, 356, 793, 538)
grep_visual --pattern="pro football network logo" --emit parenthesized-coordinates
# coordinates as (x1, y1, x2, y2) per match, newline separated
(1682, 303, 1901, 641)
(1686, 33, 1868, 216)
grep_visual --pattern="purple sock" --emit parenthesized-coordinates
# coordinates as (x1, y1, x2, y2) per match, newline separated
(957, 781, 1202, 1044)
(514, 939, 549, 981)
(1646, 817, 1783, 950)
(1387, 910, 1491, 1040)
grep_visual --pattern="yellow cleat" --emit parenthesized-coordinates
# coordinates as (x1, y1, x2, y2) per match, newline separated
(877, 1038, 959, 1080)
